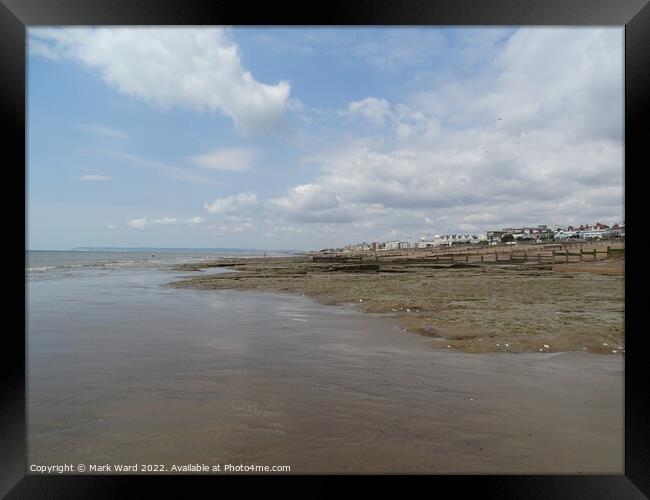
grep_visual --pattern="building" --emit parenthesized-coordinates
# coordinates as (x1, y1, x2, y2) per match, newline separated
(486, 230, 506, 244)
(555, 230, 578, 239)
(578, 228, 607, 239)
(605, 223, 625, 237)
(399, 241, 416, 249)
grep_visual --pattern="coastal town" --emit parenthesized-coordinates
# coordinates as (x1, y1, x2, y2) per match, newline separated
(326, 221, 625, 253)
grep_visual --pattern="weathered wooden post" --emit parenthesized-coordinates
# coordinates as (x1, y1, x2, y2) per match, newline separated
(480, 254, 484, 263)
(552, 250, 556, 264)
(565, 251, 569, 263)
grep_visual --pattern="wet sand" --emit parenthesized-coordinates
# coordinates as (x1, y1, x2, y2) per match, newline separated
(28, 269, 623, 473)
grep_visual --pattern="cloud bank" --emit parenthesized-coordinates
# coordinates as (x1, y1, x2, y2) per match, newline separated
(200, 29, 624, 243)
(30, 28, 291, 135)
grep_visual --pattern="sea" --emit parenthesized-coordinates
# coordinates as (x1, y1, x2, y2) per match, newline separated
(26, 249, 289, 282)
(25, 250, 623, 473)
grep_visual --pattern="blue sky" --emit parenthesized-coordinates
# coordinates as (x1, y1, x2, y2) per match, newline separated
(28, 27, 623, 250)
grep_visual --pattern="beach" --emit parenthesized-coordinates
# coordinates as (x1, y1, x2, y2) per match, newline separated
(171, 255, 625, 355)
(26, 251, 623, 473)
(24, 23, 628, 479)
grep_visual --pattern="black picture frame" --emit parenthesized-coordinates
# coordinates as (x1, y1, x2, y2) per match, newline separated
(3, 0, 648, 497)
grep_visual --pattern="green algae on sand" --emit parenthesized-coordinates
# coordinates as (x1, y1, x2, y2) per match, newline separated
(170, 257, 624, 355)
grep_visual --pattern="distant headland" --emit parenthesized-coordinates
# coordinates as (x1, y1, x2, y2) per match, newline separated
(70, 247, 301, 254)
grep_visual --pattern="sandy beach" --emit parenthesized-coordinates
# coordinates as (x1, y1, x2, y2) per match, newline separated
(24, 23, 629, 480)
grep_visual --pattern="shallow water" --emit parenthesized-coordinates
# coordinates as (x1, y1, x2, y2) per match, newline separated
(27, 256, 623, 473)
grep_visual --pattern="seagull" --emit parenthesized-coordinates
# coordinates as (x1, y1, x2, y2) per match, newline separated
(497, 117, 503, 121)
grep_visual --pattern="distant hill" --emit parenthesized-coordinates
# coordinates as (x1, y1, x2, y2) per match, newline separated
(71, 246, 301, 254)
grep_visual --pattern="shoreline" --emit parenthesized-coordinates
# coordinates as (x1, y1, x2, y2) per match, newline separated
(169, 256, 624, 355)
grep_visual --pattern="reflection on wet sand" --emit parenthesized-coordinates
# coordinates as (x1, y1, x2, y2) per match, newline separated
(28, 270, 622, 473)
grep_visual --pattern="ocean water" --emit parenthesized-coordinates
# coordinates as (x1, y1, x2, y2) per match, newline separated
(26, 250, 623, 473)
(26, 250, 278, 282)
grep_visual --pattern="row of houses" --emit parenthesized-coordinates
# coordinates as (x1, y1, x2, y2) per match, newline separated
(555, 223, 625, 240)
(337, 222, 624, 253)
(343, 234, 486, 252)
(479, 222, 623, 244)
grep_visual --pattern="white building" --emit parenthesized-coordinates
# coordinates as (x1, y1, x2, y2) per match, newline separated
(605, 224, 625, 237)
(399, 241, 416, 249)
(578, 229, 605, 239)
(432, 235, 454, 246)
(555, 230, 577, 239)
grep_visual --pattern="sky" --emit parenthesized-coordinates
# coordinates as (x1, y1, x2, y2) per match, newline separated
(27, 27, 624, 250)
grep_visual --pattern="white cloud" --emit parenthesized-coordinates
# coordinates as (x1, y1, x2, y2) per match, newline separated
(154, 217, 178, 226)
(186, 216, 204, 226)
(203, 192, 260, 214)
(30, 27, 291, 135)
(411, 28, 623, 142)
(127, 217, 178, 230)
(76, 123, 126, 139)
(73, 175, 112, 181)
(29, 38, 62, 60)
(190, 148, 255, 172)
(127, 218, 148, 230)
(266, 184, 361, 223)
(270, 184, 338, 211)
(340, 97, 392, 127)
(127, 216, 209, 230)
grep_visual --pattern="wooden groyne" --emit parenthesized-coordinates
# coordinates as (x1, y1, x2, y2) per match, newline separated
(314, 244, 624, 266)
(312, 255, 364, 263)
